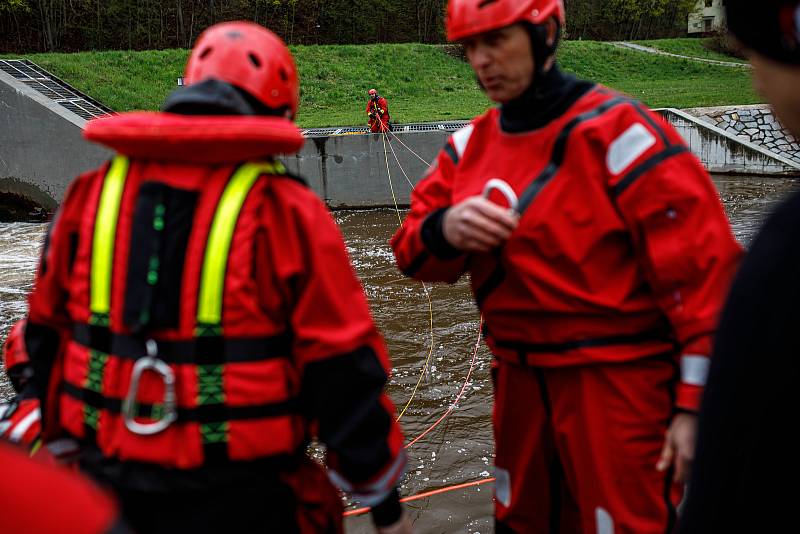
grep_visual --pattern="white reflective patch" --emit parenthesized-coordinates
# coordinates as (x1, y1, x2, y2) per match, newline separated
(495, 466, 511, 508)
(451, 124, 475, 159)
(606, 123, 657, 175)
(681, 355, 711, 386)
(10, 407, 40, 443)
(596, 507, 615, 534)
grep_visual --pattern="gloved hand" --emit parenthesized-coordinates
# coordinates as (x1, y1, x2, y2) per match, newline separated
(369, 112, 377, 119)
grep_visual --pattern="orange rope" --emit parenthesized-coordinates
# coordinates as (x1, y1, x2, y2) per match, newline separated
(344, 477, 496, 517)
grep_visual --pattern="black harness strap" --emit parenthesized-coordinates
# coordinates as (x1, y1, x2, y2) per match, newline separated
(73, 324, 292, 365)
(612, 145, 689, 199)
(443, 143, 460, 166)
(63, 382, 299, 423)
(493, 327, 676, 358)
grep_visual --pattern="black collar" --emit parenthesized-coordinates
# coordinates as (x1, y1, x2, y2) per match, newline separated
(500, 65, 595, 133)
(162, 79, 285, 117)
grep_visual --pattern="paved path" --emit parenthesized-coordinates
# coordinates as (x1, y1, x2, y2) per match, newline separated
(611, 42, 751, 68)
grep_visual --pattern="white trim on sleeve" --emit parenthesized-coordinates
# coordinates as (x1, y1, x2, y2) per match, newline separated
(9, 407, 40, 443)
(681, 355, 711, 387)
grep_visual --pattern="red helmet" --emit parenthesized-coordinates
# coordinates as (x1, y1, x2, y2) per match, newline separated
(185, 21, 300, 118)
(446, 0, 566, 42)
(368, 89, 377, 96)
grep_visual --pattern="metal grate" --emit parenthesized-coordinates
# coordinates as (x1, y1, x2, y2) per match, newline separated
(302, 121, 470, 138)
(0, 59, 113, 120)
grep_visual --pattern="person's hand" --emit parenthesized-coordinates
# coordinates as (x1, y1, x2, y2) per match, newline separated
(376, 510, 414, 534)
(656, 412, 697, 483)
(442, 196, 519, 253)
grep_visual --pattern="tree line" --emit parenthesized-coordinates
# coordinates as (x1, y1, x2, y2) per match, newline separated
(0, 0, 700, 53)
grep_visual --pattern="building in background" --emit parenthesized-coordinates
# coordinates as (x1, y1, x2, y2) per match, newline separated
(688, 0, 726, 35)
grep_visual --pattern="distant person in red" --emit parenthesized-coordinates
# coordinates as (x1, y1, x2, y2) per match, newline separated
(0, 441, 129, 533)
(367, 88, 391, 132)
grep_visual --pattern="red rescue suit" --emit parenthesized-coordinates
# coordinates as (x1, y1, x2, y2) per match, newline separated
(367, 96, 391, 133)
(23, 110, 405, 533)
(392, 79, 742, 533)
(0, 441, 127, 533)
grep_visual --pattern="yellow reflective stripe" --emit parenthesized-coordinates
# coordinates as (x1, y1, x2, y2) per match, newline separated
(196, 162, 282, 325)
(90, 155, 129, 315)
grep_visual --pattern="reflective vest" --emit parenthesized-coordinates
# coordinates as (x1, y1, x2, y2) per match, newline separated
(60, 156, 304, 468)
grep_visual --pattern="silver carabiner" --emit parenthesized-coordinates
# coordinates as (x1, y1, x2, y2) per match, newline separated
(122, 339, 177, 436)
(482, 179, 519, 214)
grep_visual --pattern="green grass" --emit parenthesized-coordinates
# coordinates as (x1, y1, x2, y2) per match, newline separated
(633, 38, 748, 64)
(4, 39, 762, 128)
(560, 41, 760, 109)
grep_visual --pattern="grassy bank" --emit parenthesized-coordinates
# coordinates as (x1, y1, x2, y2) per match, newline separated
(633, 38, 748, 64)
(5, 39, 761, 128)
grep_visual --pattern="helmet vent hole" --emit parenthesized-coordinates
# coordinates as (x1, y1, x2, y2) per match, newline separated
(248, 53, 262, 68)
(279, 68, 288, 82)
(199, 47, 213, 59)
(477, 0, 497, 8)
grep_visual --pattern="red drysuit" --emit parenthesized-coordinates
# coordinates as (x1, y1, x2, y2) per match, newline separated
(22, 108, 405, 532)
(367, 96, 391, 133)
(392, 76, 742, 533)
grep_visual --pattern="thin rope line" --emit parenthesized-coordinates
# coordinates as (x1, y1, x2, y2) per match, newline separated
(387, 130, 431, 167)
(387, 135, 415, 189)
(381, 130, 435, 423)
(404, 316, 482, 449)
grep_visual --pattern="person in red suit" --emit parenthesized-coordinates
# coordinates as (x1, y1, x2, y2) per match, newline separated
(391, 0, 742, 532)
(19, 22, 411, 534)
(367, 88, 391, 133)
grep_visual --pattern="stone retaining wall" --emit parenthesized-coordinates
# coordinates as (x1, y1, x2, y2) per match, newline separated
(657, 109, 800, 175)
(684, 105, 800, 166)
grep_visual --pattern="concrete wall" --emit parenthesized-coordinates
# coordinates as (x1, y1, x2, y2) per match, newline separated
(683, 105, 800, 166)
(282, 130, 448, 208)
(0, 70, 112, 212)
(657, 108, 800, 175)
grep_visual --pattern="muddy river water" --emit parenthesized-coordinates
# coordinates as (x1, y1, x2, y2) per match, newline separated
(0, 174, 797, 533)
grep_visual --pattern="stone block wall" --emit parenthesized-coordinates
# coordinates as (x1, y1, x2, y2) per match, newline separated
(684, 105, 800, 166)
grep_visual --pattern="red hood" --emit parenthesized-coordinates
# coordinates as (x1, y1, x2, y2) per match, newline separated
(83, 112, 305, 164)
